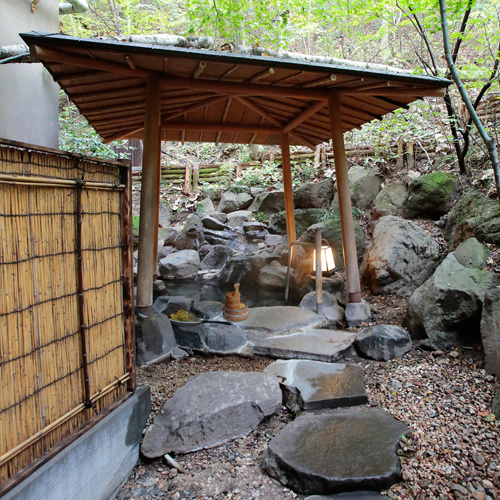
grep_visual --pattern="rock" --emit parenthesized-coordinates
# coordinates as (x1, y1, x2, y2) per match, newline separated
(201, 215, 230, 231)
(445, 189, 500, 248)
(159, 249, 200, 280)
(226, 210, 254, 228)
(157, 244, 174, 261)
(246, 229, 269, 241)
(141, 371, 281, 457)
(345, 299, 371, 327)
(257, 260, 288, 288)
(158, 199, 172, 227)
(492, 387, 500, 419)
(294, 178, 334, 209)
(265, 234, 285, 247)
(200, 244, 235, 273)
(249, 191, 285, 215)
(299, 291, 345, 326)
(332, 165, 383, 210)
(480, 287, 500, 377)
(305, 493, 385, 499)
(152, 295, 194, 316)
(250, 329, 356, 362)
(303, 218, 366, 270)
(197, 197, 215, 214)
(218, 254, 252, 289)
(240, 306, 327, 334)
(163, 215, 205, 251)
(172, 322, 248, 355)
(454, 237, 491, 269)
(269, 209, 327, 237)
(264, 360, 367, 412)
(355, 325, 412, 361)
(192, 300, 224, 320)
(264, 406, 406, 495)
(371, 181, 407, 220)
(361, 216, 441, 295)
(152, 279, 167, 297)
(218, 191, 253, 213)
(203, 228, 235, 246)
(405, 253, 499, 349)
(243, 221, 267, 232)
(135, 314, 177, 365)
(404, 172, 457, 219)
(251, 186, 265, 197)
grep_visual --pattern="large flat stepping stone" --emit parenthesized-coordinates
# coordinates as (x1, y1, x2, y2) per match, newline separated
(250, 329, 356, 362)
(264, 360, 367, 411)
(239, 306, 327, 334)
(264, 406, 406, 495)
(141, 371, 281, 457)
(305, 493, 385, 499)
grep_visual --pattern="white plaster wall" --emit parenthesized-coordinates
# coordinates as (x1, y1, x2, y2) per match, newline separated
(0, 0, 59, 148)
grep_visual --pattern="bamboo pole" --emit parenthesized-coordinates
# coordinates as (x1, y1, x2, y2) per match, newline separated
(137, 76, 162, 313)
(0, 174, 125, 190)
(328, 92, 361, 303)
(280, 132, 296, 246)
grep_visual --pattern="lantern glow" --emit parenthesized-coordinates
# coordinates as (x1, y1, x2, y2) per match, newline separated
(313, 244, 335, 272)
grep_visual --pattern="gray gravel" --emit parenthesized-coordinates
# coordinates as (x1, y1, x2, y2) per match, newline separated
(116, 349, 500, 500)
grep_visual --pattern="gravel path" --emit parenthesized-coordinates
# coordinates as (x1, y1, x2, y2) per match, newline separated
(116, 349, 499, 500)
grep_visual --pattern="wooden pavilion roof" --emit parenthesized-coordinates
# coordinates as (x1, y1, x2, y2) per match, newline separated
(21, 32, 450, 148)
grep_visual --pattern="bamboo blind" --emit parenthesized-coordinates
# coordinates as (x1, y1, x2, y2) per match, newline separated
(0, 142, 132, 484)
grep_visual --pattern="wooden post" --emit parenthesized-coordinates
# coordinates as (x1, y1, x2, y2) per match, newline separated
(120, 165, 136, 390)
(137, 76, 161, 313)
(192, 164, 199, 190)
(184, 165, 192, 193)
(280, 132, 297, 246)
(153, 134, 162, 275)
(328, 92, 361, 303)
(314, 228, 323, 314)
(397, 136, 405, 170)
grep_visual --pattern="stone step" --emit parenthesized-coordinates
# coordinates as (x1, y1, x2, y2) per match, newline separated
(264, 360, 367, 413)
(264, 406, 406, 495)
(249, 329, 356, 362)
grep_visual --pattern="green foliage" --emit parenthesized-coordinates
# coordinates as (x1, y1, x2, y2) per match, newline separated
(254, 211, 269, 223)
(236, 160, 281, 187)
(132, 215, 140, 236)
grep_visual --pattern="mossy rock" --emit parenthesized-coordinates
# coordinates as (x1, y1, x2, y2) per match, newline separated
(268, 209, 326, 237)
(302, 217, 366, 270)
(403, 172, 457, 219)
(445, 189, 500, 248)
(132, 215, 140, 237)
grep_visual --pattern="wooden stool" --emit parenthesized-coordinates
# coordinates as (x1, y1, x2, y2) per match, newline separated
(223, 283, 248, 322)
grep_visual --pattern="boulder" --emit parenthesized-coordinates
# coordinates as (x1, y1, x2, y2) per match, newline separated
(371, 181, 407, 220)
(203, 228, 235, 246)
(172, 322, 248, 355)
(403, 172, 456, 219)
(248, 191, 285, 215)
(257, 260, 288, 288)
(226, 210, 254, 228)
(264, 360, 367, 412)
(355, 325, 412, 361)
(141, 371, 281, 457)
(269, 209, 326, 237)
(218, 191, 253, 213)
(163, 215, 205, 251)
(192, 300, 224, 320)
(480, 287, 500, 378)
(197, 197, 215, 214)
(445, 189, 500, 248)
(294, 177, 334, 209)
(345, 299, 372, 328)
(159, 249, 200, 280)
(264, 407, 406, 495)
(361, 216, 441, 295)
(158, 199, 172, 227)
(250, 329, 356, 362)
(246, 229, 269, 241)
(200, 245, 235, 272)
(218, 254, 252, 289)
(493, 388, 500, 419)
(265, 234, 285, 247)
(454, 237, 491, 269)
(332, 165, 383, 210)
(303, 218, 366, 270)
(299, 291, 344, 326)
(405, 253, 499, 349)
(201, 215, 230, 231)
(135, 314, 177, 365)
(152, 295, 194, 316)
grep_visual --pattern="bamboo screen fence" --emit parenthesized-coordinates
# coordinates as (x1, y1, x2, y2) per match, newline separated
(0, 140, 135, 490)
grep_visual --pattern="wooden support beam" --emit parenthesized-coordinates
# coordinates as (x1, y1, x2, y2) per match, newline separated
(137, 76, 162, 313)
(248, 67, 275, 83)
(193, 61, 207, 79)
(374, 96, 410, 110)
(272, 70, 305, 85)
(302, 74, 337, 88)
(31, 45, 152, 78)
(280, 132, 297, 246)
(216, 97, 233, 144)
(159, 74, 329, 100)
(344, 87, 446, 97)
(161, 95, 227, 122)
(283, 101, 327, 134)
(103, 125, 144, 143)
(219, 64, 239, 80)
(328, 92, 361, 303)
(161, 121, 281, 134)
